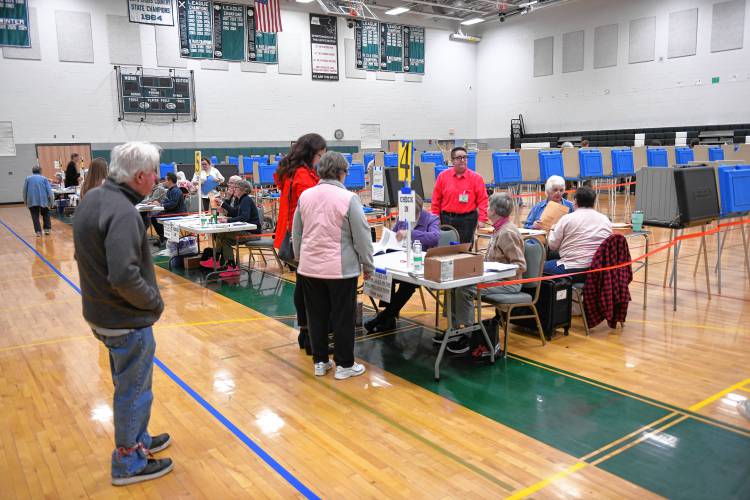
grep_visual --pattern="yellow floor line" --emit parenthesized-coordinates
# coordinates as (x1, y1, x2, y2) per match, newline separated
(589, 416, 689, 466)
(504, 461, 588, 499)
(0, 272, 59, 285)
(578, 412, 680, 461)
(155, 316, 279, 330)
(0, 334, 91, 353)
(688, 378, 750, 412)
(738, 386, 750, 393)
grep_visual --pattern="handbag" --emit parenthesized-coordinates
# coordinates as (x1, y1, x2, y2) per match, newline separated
(277, 179, 297, 266)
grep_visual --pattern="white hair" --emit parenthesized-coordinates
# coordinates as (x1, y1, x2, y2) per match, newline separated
(545, 175, 565, 193)
(108, 142, 161, 184)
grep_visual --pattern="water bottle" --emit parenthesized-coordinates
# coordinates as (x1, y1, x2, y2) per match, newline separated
(412, 240, 423, 274)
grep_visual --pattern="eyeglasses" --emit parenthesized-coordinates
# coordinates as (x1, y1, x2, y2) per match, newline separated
(452, 156, 468, 162)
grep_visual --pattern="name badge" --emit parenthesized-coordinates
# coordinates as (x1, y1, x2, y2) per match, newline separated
(458, 193, 469, 203)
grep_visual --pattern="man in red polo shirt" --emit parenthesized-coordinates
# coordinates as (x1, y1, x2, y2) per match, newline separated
(431, 146, 489, 244)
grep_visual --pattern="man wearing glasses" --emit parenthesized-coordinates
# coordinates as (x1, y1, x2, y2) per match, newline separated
(431, 146, 489, 244)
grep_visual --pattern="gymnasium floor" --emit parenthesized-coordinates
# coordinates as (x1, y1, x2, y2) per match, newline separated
(1, 200, 749, 499)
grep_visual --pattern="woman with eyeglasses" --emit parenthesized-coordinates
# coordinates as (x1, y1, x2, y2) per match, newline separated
(430, 146, 489, 245)
(523, 175, 574, 229)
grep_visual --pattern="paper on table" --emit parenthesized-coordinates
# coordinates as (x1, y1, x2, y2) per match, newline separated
(372, 227, 405, 255)
(539, 200, 569, 231)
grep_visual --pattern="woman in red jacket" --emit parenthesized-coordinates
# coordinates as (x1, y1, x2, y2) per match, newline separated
(274, 133, 327, 353)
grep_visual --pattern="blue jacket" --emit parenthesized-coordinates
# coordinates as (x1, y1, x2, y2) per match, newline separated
(392, 209, 440, 249)
(162, 185, 186, 213)
(23, 174, 53, 208)
(524, 198, 574, 229)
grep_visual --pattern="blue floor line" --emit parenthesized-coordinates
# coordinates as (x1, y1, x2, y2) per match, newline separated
(0, 217, 319, 500)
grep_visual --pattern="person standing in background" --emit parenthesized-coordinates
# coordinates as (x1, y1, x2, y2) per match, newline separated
(431, 146, 489, 245)
(274, 133, 327, 354)
(23, 165, 54, 236)
(64, 153, 81, 187)
(73, 142, 173, 486)
(191, 157, 225, 211)
(80, 158, 108, 199)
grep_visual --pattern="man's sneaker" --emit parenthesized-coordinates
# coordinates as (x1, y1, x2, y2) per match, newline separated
(432, 332, 445, 344)
(111, 458, 174, 486)
(368, 316, 396, 334)
(35, 231, 42, 237)
(314, 360, 333, 376)
(44, 229, 51, 235)
(148, 433, 171, 454)
(446, 335, 470, 354)
(334, 362, 366, 380)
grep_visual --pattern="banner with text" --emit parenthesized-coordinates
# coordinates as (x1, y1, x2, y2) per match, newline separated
(309, 13, 338, 81)
(212, 2, 244, 60)
(128, 0, 175, 26)
(0, 0, 30, 47)
(178, 0, 213, 58)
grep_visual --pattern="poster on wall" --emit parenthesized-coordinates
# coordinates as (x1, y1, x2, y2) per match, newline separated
(403, 25, 424, 74)
(178, 0, 213, 58)
(212, 2, 244, 60)
(0, 0, 30, 48)
(355, 20, 379, 71)
(309, 13, 339, 81)
(380, 23, 403, 72)
(246, 5, 277, 63)
(128, 0, 175, 26)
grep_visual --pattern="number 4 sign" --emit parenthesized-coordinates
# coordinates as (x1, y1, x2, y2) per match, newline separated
(128, 0, 176, 26)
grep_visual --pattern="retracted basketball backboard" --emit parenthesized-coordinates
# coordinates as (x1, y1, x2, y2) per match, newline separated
(316, 0, 379, 20)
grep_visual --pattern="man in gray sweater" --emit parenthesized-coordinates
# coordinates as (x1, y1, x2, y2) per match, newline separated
(73, 142, 173, 486)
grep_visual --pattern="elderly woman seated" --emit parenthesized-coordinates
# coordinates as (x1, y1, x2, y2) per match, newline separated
(211, 179, 261, 277)
(524, 175, 574, 229)
(448, 192, 526, 354)
(544, 186, 612, 279)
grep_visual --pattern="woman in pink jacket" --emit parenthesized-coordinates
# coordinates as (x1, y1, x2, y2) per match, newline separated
(292, 152, 374, 380)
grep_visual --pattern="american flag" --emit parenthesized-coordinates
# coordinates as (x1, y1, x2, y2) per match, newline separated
(255, 0, 283, 33)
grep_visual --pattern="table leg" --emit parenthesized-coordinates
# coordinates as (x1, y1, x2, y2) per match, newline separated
(663, 229, 673, 288)
(717, 231, 722, 295)
(741, 224, 750, 285)
(701, 229, 711, 299)
(434, 290, 452, 381)
(475, 289, 495, 364)
(673, 230, 680, 311)
(643, 233, 649, 310)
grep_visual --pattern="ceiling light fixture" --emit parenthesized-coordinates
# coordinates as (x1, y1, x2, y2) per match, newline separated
(460, 17, 484, 25)
(385, 6, 410, 15)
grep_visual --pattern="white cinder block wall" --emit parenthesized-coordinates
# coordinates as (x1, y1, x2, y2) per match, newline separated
(0, 0, 477, 146)
(476, 0, 750, 136)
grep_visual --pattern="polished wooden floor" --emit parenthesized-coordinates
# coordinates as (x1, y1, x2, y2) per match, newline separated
(1, 200, 748, 499)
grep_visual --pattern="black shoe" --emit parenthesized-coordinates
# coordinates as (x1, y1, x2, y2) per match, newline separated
(446, 335, 470, 354)
(148, 433, 171, 454)
(369, 317, 396, 334)
(111, 458, 174, 486)
(364, 316, 381, 333)
(432, 332, 445, 344)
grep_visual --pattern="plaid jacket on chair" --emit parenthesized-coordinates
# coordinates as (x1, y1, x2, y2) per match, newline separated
(583, 234, 632, 329)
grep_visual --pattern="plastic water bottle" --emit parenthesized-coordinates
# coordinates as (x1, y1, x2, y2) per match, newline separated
(412, 240, 423, 274)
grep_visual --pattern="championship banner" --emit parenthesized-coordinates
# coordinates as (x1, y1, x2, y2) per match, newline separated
(309, 13, 339, 81)
(128, 0, 176, 26)
(212, 2, 245, 61)
(0, 0, 30, 47)
(178, 0, 213, 58)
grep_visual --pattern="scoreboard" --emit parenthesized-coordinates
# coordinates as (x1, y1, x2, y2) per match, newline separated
(117, 69, 196, 120)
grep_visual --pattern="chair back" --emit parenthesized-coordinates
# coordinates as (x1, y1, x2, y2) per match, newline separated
(438, 224, 459, 247)
(521, 238, 545, 303)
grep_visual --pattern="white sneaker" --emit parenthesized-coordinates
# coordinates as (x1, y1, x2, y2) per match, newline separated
(334, 362, 366, 380)
(314, 360, 333, 377)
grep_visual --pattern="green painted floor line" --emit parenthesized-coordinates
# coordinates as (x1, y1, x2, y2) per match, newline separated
(263, 347, 515, 494)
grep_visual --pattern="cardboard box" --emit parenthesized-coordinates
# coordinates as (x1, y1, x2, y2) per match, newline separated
(423, 243, 484, 282)
(184, 255, 202, 269)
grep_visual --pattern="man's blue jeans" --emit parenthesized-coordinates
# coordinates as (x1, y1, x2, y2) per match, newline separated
(94, 326, 155, 478)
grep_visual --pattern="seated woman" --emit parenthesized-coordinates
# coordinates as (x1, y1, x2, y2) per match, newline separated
(218, 175, 243, 216)
(448, 193, 526, 354)
(544, 186, 612, 279)
(364, 194, 440, 333)
(211, 179, 261, 277)
(524, 175, 573, 229)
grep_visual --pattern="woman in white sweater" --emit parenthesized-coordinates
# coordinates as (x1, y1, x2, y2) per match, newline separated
(191, 157, 225, 211)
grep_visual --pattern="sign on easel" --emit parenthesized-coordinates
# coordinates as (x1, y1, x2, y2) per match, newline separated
(164, 221, 180, 242)
(398, 189, 416, 223)
(372, 165, 384, 202)
(363, 269, 392, 303)
(398, 140, 413, 182)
